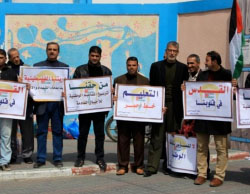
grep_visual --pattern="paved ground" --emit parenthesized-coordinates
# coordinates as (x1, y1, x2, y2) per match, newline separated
(0, 136, 249, 193)
(0, 160, 250, 194)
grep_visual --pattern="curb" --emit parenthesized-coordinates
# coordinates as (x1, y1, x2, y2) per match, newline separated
(210, 151, 249, 163)
(1, 151, 249, 181)
(0, 163, 117, 182)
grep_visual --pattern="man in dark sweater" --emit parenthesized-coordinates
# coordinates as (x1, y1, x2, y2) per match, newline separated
(114, 57, 149, 175)
(73, 46, 112, 171)
(144, 41, 189, 177)
(33, 42, 68, 168)
(0, 49, 17, 171)
(7, 48, 34, 164)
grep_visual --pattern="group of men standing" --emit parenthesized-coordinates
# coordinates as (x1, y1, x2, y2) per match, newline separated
(0, 40, 236, 187)
(143, 41, 235, 188)
(0, 43, 113, 172)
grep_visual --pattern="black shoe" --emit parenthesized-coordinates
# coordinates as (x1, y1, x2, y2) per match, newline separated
(33, 162, 45, 168)
(54, 160, 63, 168)
(96, 160, 107, 172)
(0, 164, 11, 171)
(143, 170, 156, 177)
(163, 168, 172, 175)
(23, 157, 33, 164)
(9, 158, 17, 164)
(74, 159, 84, 167)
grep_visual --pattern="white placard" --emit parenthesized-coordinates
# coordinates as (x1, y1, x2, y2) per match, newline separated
(167, 134, 197, 175)
(64, 76, 112, 115)
(183, 81, 233, 122)
(236, 88, 250, 128)
(0, 80, 28, 120)
(114, 84, 164, 123)
(21, 66, 69, 101)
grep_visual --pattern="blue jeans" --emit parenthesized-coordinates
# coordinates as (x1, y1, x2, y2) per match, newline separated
(36, 102, 63, 163)
(0, 118, 12, 165)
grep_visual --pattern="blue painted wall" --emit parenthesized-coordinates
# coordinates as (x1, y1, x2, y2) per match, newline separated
(0, 0, 233, 137)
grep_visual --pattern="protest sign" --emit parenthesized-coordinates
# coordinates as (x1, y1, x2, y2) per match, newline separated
(21, 66, 69, 101)
(64, 76, 112, 115)
(183, 81, 233, 121)
(114, 84, 164, 122)
(236, 88, 250, 128)
(167, 134, 197, 175)
(0, 80, 28, 120)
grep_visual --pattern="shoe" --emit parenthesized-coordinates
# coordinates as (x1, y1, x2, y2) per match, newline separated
(33, 162, 45, 168)
(54, 160, 63, 168)
(10, 158, 17, 164)
(96, 160, 107, 172)
(116, 168, 127, 175)
(163, 168, 172, 175)
(0, 164, 11, 171)
(23, 157, 33, 164)
(194, 176, 206, 185)
(74, 159, 84, 167)
(136, 168, 144, 175)
(210, 178, 223, 187)
(143, 170, 156, 177)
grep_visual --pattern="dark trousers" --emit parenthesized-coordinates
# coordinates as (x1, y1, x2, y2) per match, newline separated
(36, 102, 63, 163)
(11, 100, 34, 159)
(117, 121, 145, 170)
(77, 113, 105, 161)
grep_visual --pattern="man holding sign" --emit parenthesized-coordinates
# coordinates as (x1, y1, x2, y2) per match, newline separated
(193, 51, 233, 187)
(0, 49, 17, 171)
(73, 46, 112, 172)
(33, 42, 68, 168)
(114, 56, 149, 175)
(7, 48, 34, 165)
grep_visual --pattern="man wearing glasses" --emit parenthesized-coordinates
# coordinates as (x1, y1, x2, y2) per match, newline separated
(144, 41, 189, 177)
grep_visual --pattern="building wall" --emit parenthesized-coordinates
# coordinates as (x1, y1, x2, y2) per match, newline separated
(178, 9, 231, 69)
(0, 0, 236, 138)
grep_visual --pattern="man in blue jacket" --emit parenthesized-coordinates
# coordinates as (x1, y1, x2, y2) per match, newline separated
(33, 42, 68, 168)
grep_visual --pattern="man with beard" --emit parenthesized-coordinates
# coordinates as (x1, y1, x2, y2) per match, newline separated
(114, 56, 149, 175)
(7, 48, 34, 164)
(144, 41, 189, 177)
(73, 46, 112, 172)
(193, 51, 233, 187)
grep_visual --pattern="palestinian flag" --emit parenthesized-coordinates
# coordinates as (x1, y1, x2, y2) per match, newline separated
(229, 0, 245, 79)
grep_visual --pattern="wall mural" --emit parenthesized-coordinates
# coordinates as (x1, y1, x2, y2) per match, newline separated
(6, 15, 159, 138)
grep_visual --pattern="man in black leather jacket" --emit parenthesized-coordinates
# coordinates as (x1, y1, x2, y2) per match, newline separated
(73, 46, 112, 171)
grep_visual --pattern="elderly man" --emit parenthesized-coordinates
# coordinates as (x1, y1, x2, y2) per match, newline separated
(144, 41, 189, 177)
(7, 48, 34, 164)
(33, 42, 68, 168)
(114, 56, 149, 175)
(0, 49, 17, 171)
(73, 46, 112, 172)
